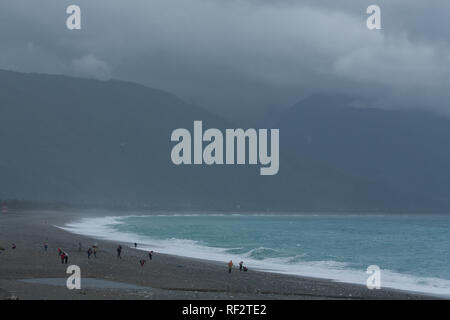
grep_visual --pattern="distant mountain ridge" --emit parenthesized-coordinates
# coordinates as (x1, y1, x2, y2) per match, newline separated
(278, 94, 450, 211)
(0, 70, 445, 212)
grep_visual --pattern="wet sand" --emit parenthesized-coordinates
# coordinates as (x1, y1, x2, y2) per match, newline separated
(0, 209, 436, 300)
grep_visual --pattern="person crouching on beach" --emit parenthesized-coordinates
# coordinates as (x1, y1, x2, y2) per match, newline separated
(228, 260, 233, 273)
(117, 245, 122, 259)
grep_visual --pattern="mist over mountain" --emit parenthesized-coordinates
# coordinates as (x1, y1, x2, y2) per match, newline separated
(0, 70, 445, 212)
(278, 94, 450, 211)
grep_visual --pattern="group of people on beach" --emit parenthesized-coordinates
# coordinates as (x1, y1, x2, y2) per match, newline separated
(228, 260, 248, 273)
(41, 241, 155, 267)
(4, 240, 248, 276)
(131, 242, 247, 273)
(5, 239, 248, 275)
(116, 243, 154, 267)
(86, 246, 97, 259)
(57, 248, 69, 264)
(139, 249, 154, 267)
(78, 242, 98, 259)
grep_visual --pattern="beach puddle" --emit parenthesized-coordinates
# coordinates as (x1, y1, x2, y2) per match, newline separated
(19, 278, 149, 290)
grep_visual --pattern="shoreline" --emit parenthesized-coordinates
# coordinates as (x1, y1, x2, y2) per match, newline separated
(60, 212, 450, 297)
(0, 209, 442, 300)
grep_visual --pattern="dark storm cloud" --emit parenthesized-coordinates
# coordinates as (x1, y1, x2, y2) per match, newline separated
(0, 0, 449, 121)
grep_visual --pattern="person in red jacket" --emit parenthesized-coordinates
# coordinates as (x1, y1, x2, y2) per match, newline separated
(60, 251, 68, 264)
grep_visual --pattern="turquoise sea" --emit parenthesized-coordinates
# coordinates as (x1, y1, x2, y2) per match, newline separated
(62, 214, 450, 297)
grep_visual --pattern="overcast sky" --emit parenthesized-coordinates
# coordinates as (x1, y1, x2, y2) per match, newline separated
(0, 0, 449, 122)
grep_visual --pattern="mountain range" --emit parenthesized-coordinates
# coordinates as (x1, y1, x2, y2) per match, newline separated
(0, 70, 447, 212)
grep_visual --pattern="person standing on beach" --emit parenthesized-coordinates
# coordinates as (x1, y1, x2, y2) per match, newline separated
(60, 251, 66, 264)
(239, 261, 243, 271)
(93, 246, 97, 258)
(44, 243, 48, 252)
(148, 251, 153, 260)
(117, 245, 122, 259)
(134, 242, 137, 249)
(140, 259, 146, 267)
(228, 260, 233, 273)
(87, 247, 92, 259)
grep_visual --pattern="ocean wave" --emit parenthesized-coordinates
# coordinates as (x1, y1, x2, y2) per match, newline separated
(244, 247, 282, 260)
(58, 215, 450, 297)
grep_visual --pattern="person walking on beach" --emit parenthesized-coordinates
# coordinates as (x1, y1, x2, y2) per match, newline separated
(57, 248, 62, 257)
(44, 243, 48, 252)
(134, 242, 138, 249)
(239, 261, 243, 271)
(148, 251, 153, 260)
(60, 251, 67, 264)
(117, 245, 122, 259)
(228, 260, 233, 273)
(87, 247, 93, 259)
